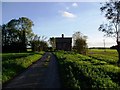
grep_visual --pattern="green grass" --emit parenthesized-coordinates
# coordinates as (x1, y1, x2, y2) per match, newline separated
(88, 49, 118, 64)
(2, 53, 34, 61)
(88, 49, 117, 56)
(27, 49, 32, 51)
(2, 51, 44, 84)
(54, 50, 120, 88)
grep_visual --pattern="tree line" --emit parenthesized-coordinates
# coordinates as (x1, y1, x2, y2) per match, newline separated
(1, 17, 88, 54)
(1, 17, 48, 52)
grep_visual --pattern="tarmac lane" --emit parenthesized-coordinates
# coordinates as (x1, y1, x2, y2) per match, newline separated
(3, 52, 61, 89)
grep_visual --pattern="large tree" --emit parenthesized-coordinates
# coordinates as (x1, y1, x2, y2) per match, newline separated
(73, 31, 88, 54)
(17, 17, 34, 51)
(99, 0, 120, 64)
(2, 17, 34, 52)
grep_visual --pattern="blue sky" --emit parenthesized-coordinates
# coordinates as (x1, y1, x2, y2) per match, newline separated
(2, 2, 116, 47)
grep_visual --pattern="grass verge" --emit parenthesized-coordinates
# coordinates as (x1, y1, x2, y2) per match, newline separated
(2, 51, 44, 84)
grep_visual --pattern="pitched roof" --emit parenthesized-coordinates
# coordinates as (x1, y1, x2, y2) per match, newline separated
(55, 37, 72, 43)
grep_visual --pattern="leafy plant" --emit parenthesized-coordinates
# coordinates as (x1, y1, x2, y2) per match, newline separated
(54, 51, 120, 88)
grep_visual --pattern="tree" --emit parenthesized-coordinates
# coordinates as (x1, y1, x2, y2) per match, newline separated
(2, 23, 19, 52)
(2, 17, 34, 52)
(30, 35, 48, 52)
(73, 31, 88, 54)
(2, 24, 7, 48)
(99, 0, 120, 64)
(49, 37, 56, 50)
(39, 40, 48, 51)
(17, 17, 34, 51)
(38, 36, 48, 51)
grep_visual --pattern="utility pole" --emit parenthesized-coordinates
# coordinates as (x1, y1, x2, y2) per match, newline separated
(103, 39, 106, 52)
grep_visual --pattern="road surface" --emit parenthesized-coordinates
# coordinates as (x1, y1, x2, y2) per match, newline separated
(3, 52, 61, 89)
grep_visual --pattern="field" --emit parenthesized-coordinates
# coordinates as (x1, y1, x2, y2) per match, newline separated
(2, 52, 44, 84)
(88, 49, 118, 64)
(54, 49, 120, 88)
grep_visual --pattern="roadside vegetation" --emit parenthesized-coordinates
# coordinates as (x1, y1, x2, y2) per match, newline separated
(54, 50, 120, 88)
(2, 51, 44, 84)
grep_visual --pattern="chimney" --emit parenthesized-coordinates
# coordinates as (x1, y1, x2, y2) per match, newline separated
(62, 34, 64, 38)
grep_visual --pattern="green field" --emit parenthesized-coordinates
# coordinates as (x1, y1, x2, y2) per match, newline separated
(2, 52, 44, 84)
(54, 49, 120, 88)
(88, 49, 117, 56)
(88, 49, 118, 64)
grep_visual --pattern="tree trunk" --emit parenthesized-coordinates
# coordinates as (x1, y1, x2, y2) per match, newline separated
(22, 30, 27, 52)
(117, 42, 120, 65)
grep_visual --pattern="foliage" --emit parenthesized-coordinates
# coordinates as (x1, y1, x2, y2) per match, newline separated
(72, 31, 88, 54)
(2, 17, 48, 52)
(99, 0, 120, 38)
(2, 52, 44, 84)
(49, 37, 56, 50)
(2, 17, 34, 52)
(54, 51, 120, 89)
(30, 35, 48, 52)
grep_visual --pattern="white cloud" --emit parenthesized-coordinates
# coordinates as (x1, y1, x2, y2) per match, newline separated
(72, 3, 78, 7)
(59, 11, 77, 18)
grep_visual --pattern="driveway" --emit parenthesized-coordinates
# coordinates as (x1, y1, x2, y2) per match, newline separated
(3, 52, 61, 89)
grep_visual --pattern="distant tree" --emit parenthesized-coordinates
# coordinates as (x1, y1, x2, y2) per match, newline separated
(31, 35, 39, 52)
(73, 31, 88, 54)
(110, 45, 117, 49)
(99, 0, 120, 64)
(49, 37, 56, 50)
(38, 36, 48, 51)
(30, 35, 48, 52)
(39, 40, 48, 51)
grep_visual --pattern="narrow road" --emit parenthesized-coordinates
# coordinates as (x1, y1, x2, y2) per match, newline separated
(3, 52, 61, 89)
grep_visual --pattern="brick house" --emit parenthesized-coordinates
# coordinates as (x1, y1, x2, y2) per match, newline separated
(55, 34, 72, 51)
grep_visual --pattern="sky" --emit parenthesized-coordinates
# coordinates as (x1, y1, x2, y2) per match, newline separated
(2, 2, 117, 47)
